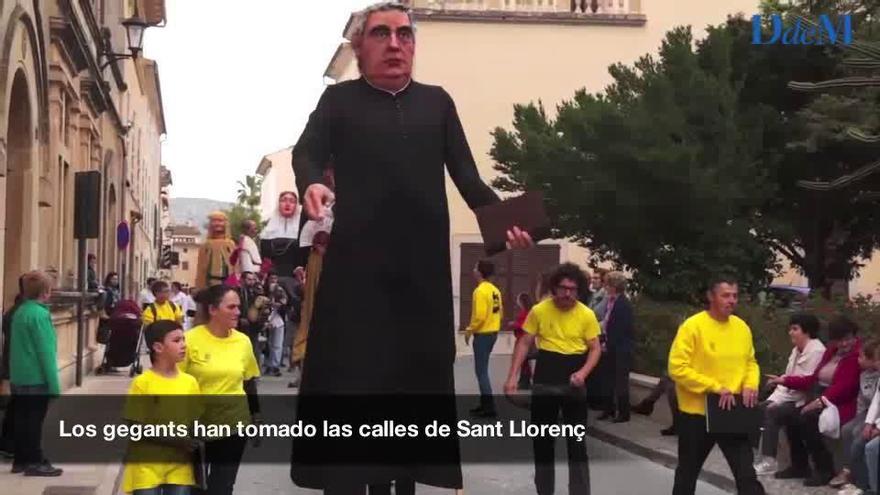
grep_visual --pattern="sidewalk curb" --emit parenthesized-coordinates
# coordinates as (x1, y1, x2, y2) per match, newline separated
(94, 462, 123, 495)
(586, 425, 737, 493)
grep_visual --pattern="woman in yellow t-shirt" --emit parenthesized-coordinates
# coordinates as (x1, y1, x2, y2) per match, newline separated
(123, 320, 202, 495)
(181, 285, 260, 495)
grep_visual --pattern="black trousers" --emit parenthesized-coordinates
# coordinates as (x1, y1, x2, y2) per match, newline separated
(12, 389, 49, 466)
(0, 396, 14, 451)
(532, 350, 591, 495)
(323, 479, 416, 495)
(784, 407, 834, 476)
(199, 435, 247, 495)
(673, 413, 765, 495)
(585, 353, 609, 410)
(640, 375, 679, 427)
(602, 349, 632, 419)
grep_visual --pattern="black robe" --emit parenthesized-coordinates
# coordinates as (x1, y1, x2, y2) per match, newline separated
(259, 215, 309, 277)
(289, 78, 499, 490)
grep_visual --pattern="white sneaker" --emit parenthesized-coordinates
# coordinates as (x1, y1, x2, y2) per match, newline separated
(753, 457, 778, 475)
(837, 484, 864, 495)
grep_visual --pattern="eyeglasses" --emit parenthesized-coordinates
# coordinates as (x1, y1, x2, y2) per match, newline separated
(367, 25, 415, 45)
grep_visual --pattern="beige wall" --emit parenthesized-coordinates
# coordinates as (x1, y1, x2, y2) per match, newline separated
(331, 0, 760, 325)
(171, 240, 201, 288)
(122, 58, 164, 293)
(257, 147, 295, 222)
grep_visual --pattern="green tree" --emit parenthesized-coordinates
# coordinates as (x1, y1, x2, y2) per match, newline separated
(236, 175, 263, 211)
(226, 204, 263, 241)
(492, 25, 779, 302)
(492, 11, 880, 300)
(756, 0, 880, 297)
(226, 174, 264, 240)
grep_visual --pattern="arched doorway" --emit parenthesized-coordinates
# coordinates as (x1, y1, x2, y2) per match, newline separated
(3, 70, 33, 308)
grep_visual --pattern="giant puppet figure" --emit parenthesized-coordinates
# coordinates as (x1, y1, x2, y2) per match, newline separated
(288, 3, 532, 492)
(195, 211, 236, 290)
(260, 191, 305, 280)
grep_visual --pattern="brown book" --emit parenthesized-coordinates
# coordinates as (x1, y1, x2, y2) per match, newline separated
(705, 394, 762, 434)
(475, 191, 551, 256)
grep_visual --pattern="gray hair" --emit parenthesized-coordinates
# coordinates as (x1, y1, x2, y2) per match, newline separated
(605, 271, 628, 293)
(350, 2, 416, 43)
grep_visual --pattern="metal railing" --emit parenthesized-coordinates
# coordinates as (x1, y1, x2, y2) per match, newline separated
(411, 0, 637, 15)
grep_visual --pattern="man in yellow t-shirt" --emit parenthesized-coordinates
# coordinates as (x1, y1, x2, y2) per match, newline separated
(668, 277, 764, 495)
(465, 260, 503, 417)
(142, 281, 184, 326)
(504, 263, 602, 495)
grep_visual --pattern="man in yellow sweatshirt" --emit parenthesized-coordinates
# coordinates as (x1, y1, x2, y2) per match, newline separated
(465, 260, 502, 417)
(668, 277, 765, 495)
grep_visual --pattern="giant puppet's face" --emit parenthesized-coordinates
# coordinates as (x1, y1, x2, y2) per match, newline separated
(279, 192, 299, 218)
(355, 10, 414, 93)
(208, 214, 228, 239)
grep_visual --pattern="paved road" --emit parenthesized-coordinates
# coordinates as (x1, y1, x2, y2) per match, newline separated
(236, 441, 729, 495)
(231, 354, 729, 494)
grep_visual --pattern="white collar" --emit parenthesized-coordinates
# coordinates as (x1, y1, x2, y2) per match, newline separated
(363, 76, 412, 96)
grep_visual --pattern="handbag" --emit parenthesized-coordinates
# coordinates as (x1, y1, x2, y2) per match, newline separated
(818, 399, 841, 439)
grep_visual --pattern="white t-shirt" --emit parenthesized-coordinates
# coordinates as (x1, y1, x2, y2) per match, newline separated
(238, 235, 262, 274)
(137, 288, 156, 308)
(171, 292, 187, 309)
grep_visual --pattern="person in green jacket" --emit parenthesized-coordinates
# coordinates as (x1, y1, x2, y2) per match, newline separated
(9, 270, 62, 477)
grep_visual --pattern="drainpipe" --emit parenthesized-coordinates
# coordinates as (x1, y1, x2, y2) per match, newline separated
(119, 132, 128, 298)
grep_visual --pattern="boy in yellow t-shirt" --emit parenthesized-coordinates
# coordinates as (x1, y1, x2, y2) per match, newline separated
(142, 281, 184, 326)
(123, 320, 202, 495)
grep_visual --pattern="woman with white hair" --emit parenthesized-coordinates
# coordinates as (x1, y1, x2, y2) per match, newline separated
(595, 271, 636, 423)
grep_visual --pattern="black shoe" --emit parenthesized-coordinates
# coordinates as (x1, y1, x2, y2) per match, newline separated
(660, 426, 677, 436)
(803, 472, 833, 487)
(11, 463, 25, 474)
(24, 462, 63, 477)
(632, 400, 654, 416)
(612, 416, 630, 424)
(270, 367, 282, 377)
(597, 412, 614, 421)
(469, 403, 484, 414)
(774, 466, 811, 480)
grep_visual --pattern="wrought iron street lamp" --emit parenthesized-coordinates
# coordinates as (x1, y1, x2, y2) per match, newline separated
(100, 15, 149, 70)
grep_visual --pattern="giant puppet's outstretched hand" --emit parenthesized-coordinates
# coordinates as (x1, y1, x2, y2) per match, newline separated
(303, 184, 335, 221)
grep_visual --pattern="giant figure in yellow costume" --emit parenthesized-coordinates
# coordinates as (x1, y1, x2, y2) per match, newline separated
(195, 211, 236, 290)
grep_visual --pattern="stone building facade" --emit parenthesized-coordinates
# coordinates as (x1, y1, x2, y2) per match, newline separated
(0, 0, 166, 390)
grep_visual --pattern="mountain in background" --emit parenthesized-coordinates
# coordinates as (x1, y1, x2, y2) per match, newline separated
(170, 197, 234, 230)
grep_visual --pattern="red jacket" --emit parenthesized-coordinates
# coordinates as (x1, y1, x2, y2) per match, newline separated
(782, 337, 862, 424)
(513, 308, 529, 339)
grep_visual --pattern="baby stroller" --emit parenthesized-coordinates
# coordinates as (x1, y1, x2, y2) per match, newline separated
(96, 299, 143, 377)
